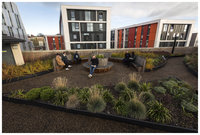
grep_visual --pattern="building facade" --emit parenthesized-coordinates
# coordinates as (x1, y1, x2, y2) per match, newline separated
(45, 35, 65, 50)
(111, 19, 195, 49)
(60, 5, 111, 50)
(189, 33, 198, 47)
(2, 2, 32, 65)
(28, 35, 46, 50)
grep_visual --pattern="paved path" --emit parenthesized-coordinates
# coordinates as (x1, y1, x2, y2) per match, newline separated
(2, 101, 163, 133)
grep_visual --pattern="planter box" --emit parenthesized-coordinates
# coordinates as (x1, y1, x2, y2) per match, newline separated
(2, 95, 197, 133)
(99, 58, 108, 66)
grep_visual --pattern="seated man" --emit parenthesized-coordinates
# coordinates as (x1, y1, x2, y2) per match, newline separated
(88, 55, 99, 78)
(123, 51, 131, 67)
(61, 52, 72, 68)
(73, 51, 81, 64)
(56, 53, 69, 71)
(129, 51, 136, 63)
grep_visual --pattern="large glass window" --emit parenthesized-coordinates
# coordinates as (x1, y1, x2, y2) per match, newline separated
(97, 11, 106, 21)
(163, 24, 168, 32)
(72, 22, 79, 31)
(71, 10, 75, 20)
(170, 24, 174, 32)
(85, 11, 91, 21)
(184, 25, 188, 32)
(99, 24, 103, 31)
(71, 43, 97, 49)
(87, 23, 93, 31)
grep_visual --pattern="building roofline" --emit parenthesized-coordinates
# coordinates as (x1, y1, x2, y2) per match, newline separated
(60, 4, 111, 10)
(112, 19, 195, 30)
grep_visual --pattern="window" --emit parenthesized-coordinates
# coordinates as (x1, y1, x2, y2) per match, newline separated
(72, 23, 79, 31)
(99, 24, 103, 31)
(87, 23, 93, 31)
(58, 37, 61, 49)
(2, 13, 6, 25)
(73, 34, 77, 39)
(146, 40, 149, 47)
(85, 11, 91, 21)
(170, 25, 174, 32)
(10, 2, 14, 12)
(77, 44, 80, 49)
(71, 10, 75, 20)
(184, 25, 188, 32)
(147, 25, 151, 35)
(53, 38, 55, 41)
(15, 14, 21, 28)
(2, 2, 6, 9)
(98, 12, 103, 21)
(163, 24, 168, 32)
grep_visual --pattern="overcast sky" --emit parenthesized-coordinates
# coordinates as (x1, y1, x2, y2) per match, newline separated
(16, 2, 198, 35)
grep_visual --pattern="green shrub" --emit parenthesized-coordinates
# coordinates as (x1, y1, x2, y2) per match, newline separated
(10, 89, 26, 99)
(77, 87, 90, 104)
(126, 98, 146, 120)
(40, 88, 55, 101)
(66, 94, 80, 109)
(162, 80, 178, 91)
(96, 54, 104, 58)
(52, 77, 67, 89)
(87, 96, 106, 113)
(102, 89, 114, 104)
(67, 87, 79, 95)
(154, 86, 166, 94)
(120, 88, 134, 102)
(25, 88, 41, 100)
(114, 97, 128, 116)
(147, 101, 172, 123)
(181, 100, 198, 113)
(115, 82, 127, 92)
(139, 92, 155, 104)
(127, 81, 139, 91)
(139, 82, 152, 92)
(53, 90, 68, 106)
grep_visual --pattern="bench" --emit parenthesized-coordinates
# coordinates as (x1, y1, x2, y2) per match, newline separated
(52, 58, 64, 71)
(130, 56, 146, 72)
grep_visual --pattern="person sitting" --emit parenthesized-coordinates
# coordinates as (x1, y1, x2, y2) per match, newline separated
(56, 53, 69, 71)
(88, 55, 99, 78)
(73, 51, 81, 64)
(123, 51, 131, 67)
(61, 52, 72, 68)
(129, 51, 136, 63)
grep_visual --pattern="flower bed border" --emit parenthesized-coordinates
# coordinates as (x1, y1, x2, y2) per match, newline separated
(183, 61, 198, 77)
(2, 95, 197, 133)
(2, 69, 54, 84)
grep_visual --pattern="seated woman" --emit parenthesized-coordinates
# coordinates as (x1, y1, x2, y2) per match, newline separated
(56, 53, 69, 71)
(123, 51, 131, 67)
(73, 51, 82, 64)
(88, 55, 99, 78)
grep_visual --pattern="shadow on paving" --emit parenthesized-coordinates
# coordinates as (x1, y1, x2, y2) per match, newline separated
(2, 101, 165, 133)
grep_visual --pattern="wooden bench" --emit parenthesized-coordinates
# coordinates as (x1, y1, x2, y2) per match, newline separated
(130, 56, 146, 72)
(52, 58, 64, 71)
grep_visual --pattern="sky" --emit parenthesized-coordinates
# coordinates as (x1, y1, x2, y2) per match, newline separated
(16, 2, 198, 36)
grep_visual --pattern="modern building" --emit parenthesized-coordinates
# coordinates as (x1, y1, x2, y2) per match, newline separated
(59, 5, 111, 50)
(28, 35, 46, 50)
(2, 2, 32, 65)
(189, 33, 198, 47)
(111, 19, 195, 49)
(44, 35, 65, 50)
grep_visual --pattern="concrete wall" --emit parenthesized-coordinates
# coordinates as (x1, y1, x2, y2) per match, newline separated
(22, 47, 198, 62)
(2, 43, 16, 65)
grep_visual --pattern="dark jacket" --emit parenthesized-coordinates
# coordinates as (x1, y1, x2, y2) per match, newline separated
(91, 58, 99, 66)
(125, 53, 131, 59)
(61, 54, 68, 61)
(74, 53, 80, 59)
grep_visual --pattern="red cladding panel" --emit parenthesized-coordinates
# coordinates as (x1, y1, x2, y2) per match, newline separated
(128, 27, 135, 48)
(142, 25, 148, 48)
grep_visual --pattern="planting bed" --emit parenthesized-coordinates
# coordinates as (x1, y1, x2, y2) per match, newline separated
(183, 54, 198, 77)
(3, 76, 197, 132)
